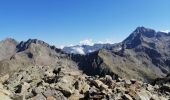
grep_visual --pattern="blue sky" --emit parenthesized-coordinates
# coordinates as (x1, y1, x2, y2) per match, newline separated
(0, 0, 170, 46)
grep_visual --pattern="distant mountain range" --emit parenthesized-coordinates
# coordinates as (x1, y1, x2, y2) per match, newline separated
(62, 43, 117, 55)
(0, 26, 170, 83)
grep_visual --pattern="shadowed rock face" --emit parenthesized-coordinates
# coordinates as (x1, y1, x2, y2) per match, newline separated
(72, 27, 170, 82)
(123, 27, 156, 49)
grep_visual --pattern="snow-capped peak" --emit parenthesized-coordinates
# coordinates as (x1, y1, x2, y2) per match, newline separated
(79, 39, 94, 46)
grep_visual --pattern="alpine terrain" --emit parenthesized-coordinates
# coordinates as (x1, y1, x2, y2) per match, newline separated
(0, 27, 170, 100)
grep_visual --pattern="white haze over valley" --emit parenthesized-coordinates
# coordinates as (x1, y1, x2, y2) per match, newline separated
(58, 39, 115, 55)
(58, 39, 114, 48)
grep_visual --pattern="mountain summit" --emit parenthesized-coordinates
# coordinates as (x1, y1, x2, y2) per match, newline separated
(123, 27, 156, 49)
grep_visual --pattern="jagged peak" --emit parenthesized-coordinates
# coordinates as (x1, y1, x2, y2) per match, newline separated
(134, 27, 156, 38)
(123, 27, 156, 49)
(134, 26, 155, 34)
(17, 39, 63, 53)
(26, 39, 49, 47)
(126, 26, 157, 40)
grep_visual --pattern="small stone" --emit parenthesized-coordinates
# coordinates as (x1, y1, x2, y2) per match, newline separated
(68, 90, 80, 100)
(80, 83, 90, 94)
(113, 93, 123, 100)
(92, 80, 103, 88)
(130, 79, 136, 84)
(122, 94, 133, 100)
(43, 88, 53, 97)
(21, 82, 30, 94)
(53, 90, 67, 100)
(47, 96, 56, 100)
(74, 80, 80, 90)
(147, 84, 154, 91)
(117, 78, 123, 82)
(42, 82, 49, 87)
(134, 89, 152, 100)
(12, 95, 25, 100)
(30, 94, 46, 100)
(33, 87, 44, 94)
(124, 79, 132, 87)
(58, 85, 73, 97)
(125, 80, 131, 85)
(100, 84, 108, 91)
(150, 95, 159, 100)
(89, 86, 97, 94)
(110, 80, 116, 89)
(154, 85, 159, 90)
(116, 87, 126, 93)
(105, 75, 113, 85)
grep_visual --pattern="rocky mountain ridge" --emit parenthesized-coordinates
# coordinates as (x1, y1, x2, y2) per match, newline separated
(0, 26, 170, 99)
(71, 27, 170, 82)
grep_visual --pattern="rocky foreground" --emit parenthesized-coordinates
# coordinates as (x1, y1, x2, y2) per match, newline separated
(0, 66, 170, 100)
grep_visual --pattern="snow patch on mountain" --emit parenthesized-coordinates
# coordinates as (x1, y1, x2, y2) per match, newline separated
(79, 39, 94, 46)
(160, 30, 170, 33)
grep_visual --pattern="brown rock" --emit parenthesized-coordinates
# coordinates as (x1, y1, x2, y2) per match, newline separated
(68, 90, 80, 100)
(100, 84, 108, 91)
(122, 94, 133, 100)
(124, 79, 132, 85)
(80, 83, 90, 94)
(150, 95, 159, 100)
(30, 94, 46, 100)
(21, 82, 30, 94)
(12, 95, 25, 100)
(47, 96, 56, 100)
(134, 89, 152, 100)
(92, 80, 103, 88)
(147, 84, 154, 91)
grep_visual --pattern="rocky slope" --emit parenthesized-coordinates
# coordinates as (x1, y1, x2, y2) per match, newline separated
(0, 68, 170, 100)
(72, 27, 170, 82)
(0, 38, 18, 61)
(0, 39, 77, 76)
(0, 38, 82, 99)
